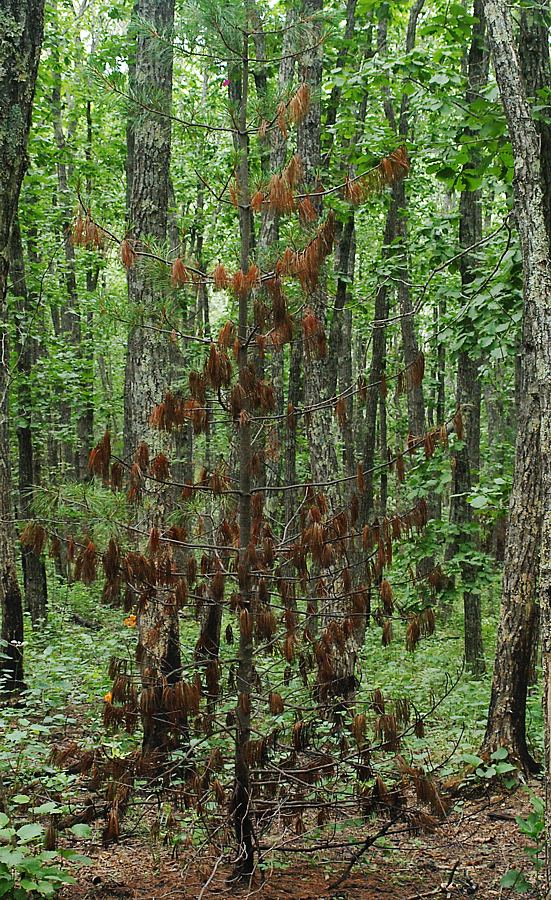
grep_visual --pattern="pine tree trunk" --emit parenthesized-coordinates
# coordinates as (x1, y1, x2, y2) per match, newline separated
(256, 10, 295, 505)
(0, 0, 45, 693)
(232, 21, 255, 875)
(482, 0, 550, 771)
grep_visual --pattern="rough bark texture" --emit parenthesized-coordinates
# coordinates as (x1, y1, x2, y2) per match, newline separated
(123, 0, 182, 757)
(298, 0, 340, 508)
(519, 0, 551, 240)
(256, 9, 295, 502)
(482, 0, 550, 771)
(0, 0, 45, 692)
(231, 22, 255, 877)
(448, 1, 488, 675)
(9, 218, 47, 624)
(123, 0, 174, 461)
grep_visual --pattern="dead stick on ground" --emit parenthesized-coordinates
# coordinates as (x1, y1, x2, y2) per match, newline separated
(329, 816, 398, 890)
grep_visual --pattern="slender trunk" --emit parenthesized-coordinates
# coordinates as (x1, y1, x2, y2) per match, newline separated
(0, 0, 45, 693)
(362, 202, 394, 521)
(78, 99, 96, 473)
(256, 9, 295, 505)
(52, 55, 82, 477)
(448, 1, 488, 675)
(298, 0, 340, 505)
(284, 339, 302, 526)
(392, 1, 427, 439)
(231, 19, 255, 876)
(9, 218, 47, 624)
(436, 299, 446, 426)
(394, 179, 425, 438)
(379, 391, 388, 517)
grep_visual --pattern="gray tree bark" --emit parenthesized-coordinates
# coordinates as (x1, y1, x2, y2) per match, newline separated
(448, 0, 489, 676)
(298, 0, 340, 508)
(123, 0, 182, 758)
(232, 20, 255, 876)
(482, 0, 550, 771)
(0, 0, 45, 692)
(9, 218, 47, 624)
(123, 0, 174, 461)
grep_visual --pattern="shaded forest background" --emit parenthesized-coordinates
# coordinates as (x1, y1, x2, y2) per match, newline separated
(0, 0, 550, 895)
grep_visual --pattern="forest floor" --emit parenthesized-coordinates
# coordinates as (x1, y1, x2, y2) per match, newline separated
(2, 579, 543, 900)
(58, 787, 541, 899)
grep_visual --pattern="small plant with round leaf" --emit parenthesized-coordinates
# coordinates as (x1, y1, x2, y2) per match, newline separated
(0, 812, 91, 898)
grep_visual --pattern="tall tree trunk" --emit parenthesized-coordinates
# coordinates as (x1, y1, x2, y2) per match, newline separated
(298, 0, 340, 504)
(123, 0, 174, 462)
(361, 202, 394, 521)
(0, 0, 45, 692)
(393, 180, 426, 439)
(482, 1, 551, 874)
(51, 51, 82, 477)
(123, 0, 181, 758)
(78, 98, 96, 474)
(392, 0, 427, 440)
(232, 19, 255, 876)
(9, 218, 47, 624)
(482, 0, 550, 771)
(448, 1, 488, 675)
(283, 340, 302, 526)
(256, 8, 295, 506)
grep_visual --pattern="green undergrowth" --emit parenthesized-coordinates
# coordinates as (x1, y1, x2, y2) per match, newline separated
(1, 563, 543, 794)
(0, 562, 544, 894)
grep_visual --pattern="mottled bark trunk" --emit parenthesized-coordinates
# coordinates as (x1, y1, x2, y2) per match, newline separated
(10, 218, 47, 624)
(299, 0, 365, 702)
(379, 391, 388, 517)
(449, 1, 488, 675)
(123, 0, 174, 461)
(123, 0, 181, 757)
(482, 0, 550, 772)
(298, 0, 340, 507)
(322, 0, 357, 164)
(436, 302, 445, 425)
(0, 0, 45, 692)
(339, 305, 356, 497)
